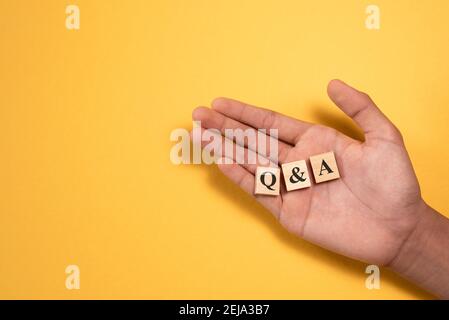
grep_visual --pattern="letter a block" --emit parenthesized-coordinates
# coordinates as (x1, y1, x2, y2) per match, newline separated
(255, 167, 280, 196)
(310, 151, 340, 183)
(281, 160, 311, 191)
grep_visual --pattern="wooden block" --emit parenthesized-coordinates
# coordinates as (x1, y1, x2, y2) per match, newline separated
(255, 167, 281, 196)
(281, 160, 311, 191)
(309, 151, 340, 183)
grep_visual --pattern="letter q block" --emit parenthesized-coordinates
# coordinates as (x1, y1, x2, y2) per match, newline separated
(255, 167, 280, 196)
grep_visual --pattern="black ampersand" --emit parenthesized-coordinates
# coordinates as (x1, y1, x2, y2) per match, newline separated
(289, 167, 306, 183)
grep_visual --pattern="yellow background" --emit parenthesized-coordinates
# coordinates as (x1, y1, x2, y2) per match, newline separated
(1, 0, 448, 299)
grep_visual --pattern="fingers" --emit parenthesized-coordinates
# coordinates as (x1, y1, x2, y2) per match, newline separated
(327, 79, 402, 143)
(191, 127, 278, 174)
(216, 158, 282, 218)
(217, 159, 255, 194)
(192, 107, 291, 164)
(190, 127, 283, 217)
(211, 97, 312, 145)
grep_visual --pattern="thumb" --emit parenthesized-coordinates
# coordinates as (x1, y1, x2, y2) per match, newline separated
(327, 79, 402, 143)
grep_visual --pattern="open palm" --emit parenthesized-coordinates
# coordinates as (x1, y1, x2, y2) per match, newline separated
(192, 80, 424, 266)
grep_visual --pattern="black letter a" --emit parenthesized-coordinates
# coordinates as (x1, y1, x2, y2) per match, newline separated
(319, 160, 334, 176)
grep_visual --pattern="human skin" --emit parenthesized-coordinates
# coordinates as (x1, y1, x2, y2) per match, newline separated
(192, 79, 449, 298)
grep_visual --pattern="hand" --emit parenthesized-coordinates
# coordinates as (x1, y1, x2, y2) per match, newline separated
(192, 79, 449, 298)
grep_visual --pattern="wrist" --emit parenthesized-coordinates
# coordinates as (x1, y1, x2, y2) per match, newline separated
(389, 201, 449, 298)
(389, 201, 436, 271)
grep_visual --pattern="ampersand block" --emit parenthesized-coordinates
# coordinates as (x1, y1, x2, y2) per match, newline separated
(281, 160, 311, 191)
(255, 167, 281, 196)
(309, 151, 340, 184)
